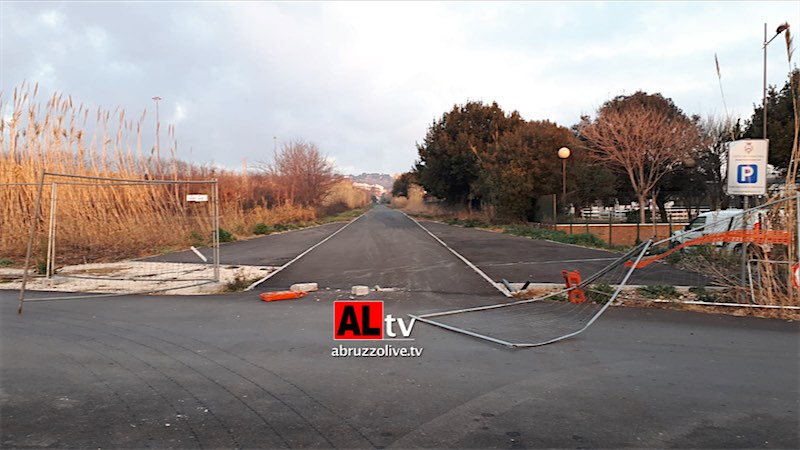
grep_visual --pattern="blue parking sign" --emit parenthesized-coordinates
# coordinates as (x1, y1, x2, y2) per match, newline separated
(727, 140, 768, 195)
(737, 164, 757, 184)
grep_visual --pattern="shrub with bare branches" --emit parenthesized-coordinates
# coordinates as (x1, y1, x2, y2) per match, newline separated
(581, 91, 703, 223)
(263, 140, 339, 208)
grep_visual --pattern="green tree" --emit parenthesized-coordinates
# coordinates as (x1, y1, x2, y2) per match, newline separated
(391, 171, 418, 197)
(482, 120, 579, 221)
(743, 69, 799, 169)
(415, 101, 523, 207)
(569, 156, 620, 213)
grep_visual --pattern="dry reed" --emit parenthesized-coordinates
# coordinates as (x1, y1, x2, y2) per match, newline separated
(1, 83, 369, 265)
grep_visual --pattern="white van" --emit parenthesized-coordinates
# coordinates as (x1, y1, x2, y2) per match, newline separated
(669, 209, 759, 251)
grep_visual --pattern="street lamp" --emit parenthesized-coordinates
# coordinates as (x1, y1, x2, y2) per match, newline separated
(558, 146, 571, 211)
(763, 22, 790, 139)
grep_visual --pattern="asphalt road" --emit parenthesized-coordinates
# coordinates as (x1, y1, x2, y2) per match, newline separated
(257, 207, 499, 296)
(418, 220, 709, 287)
(145, 222, 347, 267)
(1, 206, 797, 449)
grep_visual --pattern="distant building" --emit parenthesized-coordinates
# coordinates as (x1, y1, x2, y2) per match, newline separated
(353, 182, 386, 198)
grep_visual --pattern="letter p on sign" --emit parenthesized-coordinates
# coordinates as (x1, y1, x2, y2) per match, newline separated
(737, 164, 758, 184)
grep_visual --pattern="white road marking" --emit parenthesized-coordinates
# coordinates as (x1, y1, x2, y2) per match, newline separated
(482, 257, 617, 267)
(245, 215, 366, 291)
(400, 211, 512, 298)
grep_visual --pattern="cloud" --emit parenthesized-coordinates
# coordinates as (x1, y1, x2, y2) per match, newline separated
(38, 9, 63, 28)
(2, 1, 798, 175)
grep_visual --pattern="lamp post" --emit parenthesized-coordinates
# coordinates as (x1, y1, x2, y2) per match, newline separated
(558, 147, 571, 215)
(152, 96, 162, 177)
(763, 22, 790, 139)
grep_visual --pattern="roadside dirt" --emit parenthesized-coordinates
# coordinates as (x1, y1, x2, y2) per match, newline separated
(512, 285, 800, 320)
(0, 262, 275, 295)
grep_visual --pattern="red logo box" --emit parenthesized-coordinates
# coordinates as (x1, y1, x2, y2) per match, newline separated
(334, 301, 384, 340)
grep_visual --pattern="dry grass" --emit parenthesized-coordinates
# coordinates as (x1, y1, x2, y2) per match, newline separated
(1, 83, 369, 265)
(617, 298, 800, 320)
(391, 183, 497, 222)
(321, 179, 372, 214)
(512, 285, 799, 320)
(389, 184, 432, 213)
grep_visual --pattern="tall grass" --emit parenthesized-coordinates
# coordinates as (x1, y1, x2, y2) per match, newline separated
(0, 83, 370, 264)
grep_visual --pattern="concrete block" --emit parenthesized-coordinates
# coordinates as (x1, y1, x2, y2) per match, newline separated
(290, 282, 318, 292)
(351, 285, 370, 296)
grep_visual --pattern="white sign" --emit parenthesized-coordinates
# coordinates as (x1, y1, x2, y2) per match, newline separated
(793, 263, 799, 289)
(186, 194, 209, 202)
(726, 139, 768, 195)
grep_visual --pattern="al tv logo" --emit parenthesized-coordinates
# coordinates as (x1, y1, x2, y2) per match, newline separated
(333, 301, 415, 340)
(737, 164, 758, 184)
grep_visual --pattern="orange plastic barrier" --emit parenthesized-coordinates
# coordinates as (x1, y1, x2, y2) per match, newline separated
(259, 290, 306, 302)
(626, 229, 791, 269)
(561, 270, 587, 304)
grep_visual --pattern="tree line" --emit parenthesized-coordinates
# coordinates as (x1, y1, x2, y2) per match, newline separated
(394, 69, 798, 223)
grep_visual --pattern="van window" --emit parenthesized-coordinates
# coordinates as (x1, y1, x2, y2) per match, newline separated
(689, 217, 706, 229)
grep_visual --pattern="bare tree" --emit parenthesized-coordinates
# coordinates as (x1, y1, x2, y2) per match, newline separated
(265, 140, 339, 207)
(698, 115, 743, 209)
(581, 92, 703, 223)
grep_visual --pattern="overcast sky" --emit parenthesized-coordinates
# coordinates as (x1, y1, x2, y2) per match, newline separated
(2, 1, 798, 176)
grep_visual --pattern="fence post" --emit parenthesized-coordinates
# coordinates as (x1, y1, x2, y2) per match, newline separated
(608, 210, 613, 246)
(794, 193, 799, 300)
(18, 171, 47, 315)
(668, 214, 673, 237)
(569, 213, 573, 235)
(741, 196, 749, 302)
(796, 192, 799, 265)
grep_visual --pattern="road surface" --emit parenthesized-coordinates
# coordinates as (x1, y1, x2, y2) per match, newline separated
(2, 206, 797, 448)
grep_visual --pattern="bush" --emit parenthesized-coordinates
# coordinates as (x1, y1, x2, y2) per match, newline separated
(445, 218, 491, 228)
(189, 231, 205, 246)
(689, 286, 721, 303)
(218, 228, 236, 243)
(35, 260, 54, 276)
(638, 284, 680, 299)
(587, 283, 616, 304)
(501, 225, 608, 249)
(253, 223, 271, 235)
(0, 258, 13, 267)
(225, 269, 256, 292)
(567, 233, 609, 248)
(318, 201, 350, 217)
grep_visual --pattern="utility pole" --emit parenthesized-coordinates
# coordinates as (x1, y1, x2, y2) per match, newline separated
(762, 22, 790, 140)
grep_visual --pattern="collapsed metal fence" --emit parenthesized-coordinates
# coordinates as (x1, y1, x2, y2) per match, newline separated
(635, 194, 799, 306)
(411, 194, 799, 348)
(5, 173, 220, 313)
(410, 241, 652, 348)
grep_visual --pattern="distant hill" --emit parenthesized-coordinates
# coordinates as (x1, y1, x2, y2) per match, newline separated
(349, 173, 395, 191)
